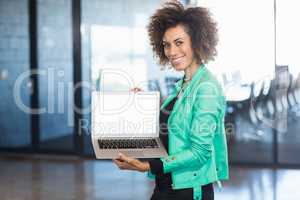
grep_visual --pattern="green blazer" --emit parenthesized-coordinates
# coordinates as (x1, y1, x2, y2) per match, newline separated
(147, 64, 229, 200)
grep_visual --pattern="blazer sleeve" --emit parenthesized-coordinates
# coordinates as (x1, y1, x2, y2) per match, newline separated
(160, 82, 221, 174)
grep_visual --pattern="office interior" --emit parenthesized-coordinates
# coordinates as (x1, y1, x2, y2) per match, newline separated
(0, 0, 300, 199)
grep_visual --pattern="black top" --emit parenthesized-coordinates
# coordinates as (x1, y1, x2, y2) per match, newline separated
(149, 96, 178, 190)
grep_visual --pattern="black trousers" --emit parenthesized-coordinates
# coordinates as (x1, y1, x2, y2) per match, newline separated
(150, 183, 214, 200)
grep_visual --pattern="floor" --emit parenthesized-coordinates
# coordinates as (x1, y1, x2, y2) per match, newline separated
(0, 153, 300, 200)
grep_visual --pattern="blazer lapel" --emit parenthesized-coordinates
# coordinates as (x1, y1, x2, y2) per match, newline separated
(170, 64, 206, 115)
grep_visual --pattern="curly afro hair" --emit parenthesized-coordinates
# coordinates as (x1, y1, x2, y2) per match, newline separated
(147, 0, 218, 67)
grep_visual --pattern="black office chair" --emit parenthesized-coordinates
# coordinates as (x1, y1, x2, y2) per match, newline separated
(229, 80, 263, 142)
(253, 78, 277, 130)
(289, 73, 300, 118)
(293, 72, 300, 105)
(254, 78, 273, 123)
(287, 74, 297, 109)
(248, 80, 265, 126)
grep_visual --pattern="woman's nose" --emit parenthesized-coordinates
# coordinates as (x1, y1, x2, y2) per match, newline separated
(169, 45, 178, 57)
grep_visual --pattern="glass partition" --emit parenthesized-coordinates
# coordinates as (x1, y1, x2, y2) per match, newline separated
(196, 0, 275, 163)
(276, 0, 300, 164)
(37, 0, 74, 152)
(0, 0, 31, 149)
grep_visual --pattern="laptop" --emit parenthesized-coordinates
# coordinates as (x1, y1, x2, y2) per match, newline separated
(91, 91, 168, 159)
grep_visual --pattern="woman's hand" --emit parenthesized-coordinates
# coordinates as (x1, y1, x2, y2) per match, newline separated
(113, 153, 150, 172)
(130, 87, 143, 92)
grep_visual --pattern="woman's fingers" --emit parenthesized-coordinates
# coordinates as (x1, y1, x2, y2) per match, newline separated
(119, 153, 141, 167)
(130, 87, 143, 92)
(118, 153, 133, 164)
(114, 153, 142, 171)
(113, 159, 128, 169)
(113, 158, 136, 170)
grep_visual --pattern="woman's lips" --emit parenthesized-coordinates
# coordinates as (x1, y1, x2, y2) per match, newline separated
(171, 56, 184, 65)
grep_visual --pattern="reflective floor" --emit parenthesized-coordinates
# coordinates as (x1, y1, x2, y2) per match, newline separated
(0, 153, 300, 200)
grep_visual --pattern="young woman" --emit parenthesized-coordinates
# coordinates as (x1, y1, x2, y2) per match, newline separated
(113, 1, 229, 199)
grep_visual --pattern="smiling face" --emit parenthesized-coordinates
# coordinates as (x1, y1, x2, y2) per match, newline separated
(162, 24, 198, 71)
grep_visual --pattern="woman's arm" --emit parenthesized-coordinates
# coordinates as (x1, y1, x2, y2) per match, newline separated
(160, 83, 221, 173)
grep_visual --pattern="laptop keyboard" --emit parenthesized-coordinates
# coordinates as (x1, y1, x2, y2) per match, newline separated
(98, 138, 159, 149)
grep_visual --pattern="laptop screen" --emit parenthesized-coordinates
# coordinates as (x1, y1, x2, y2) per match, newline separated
(92, 91, 159, 138)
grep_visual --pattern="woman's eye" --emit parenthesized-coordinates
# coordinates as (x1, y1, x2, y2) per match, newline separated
(176, 41, 182, 46)
(163, 43, 169, 48)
